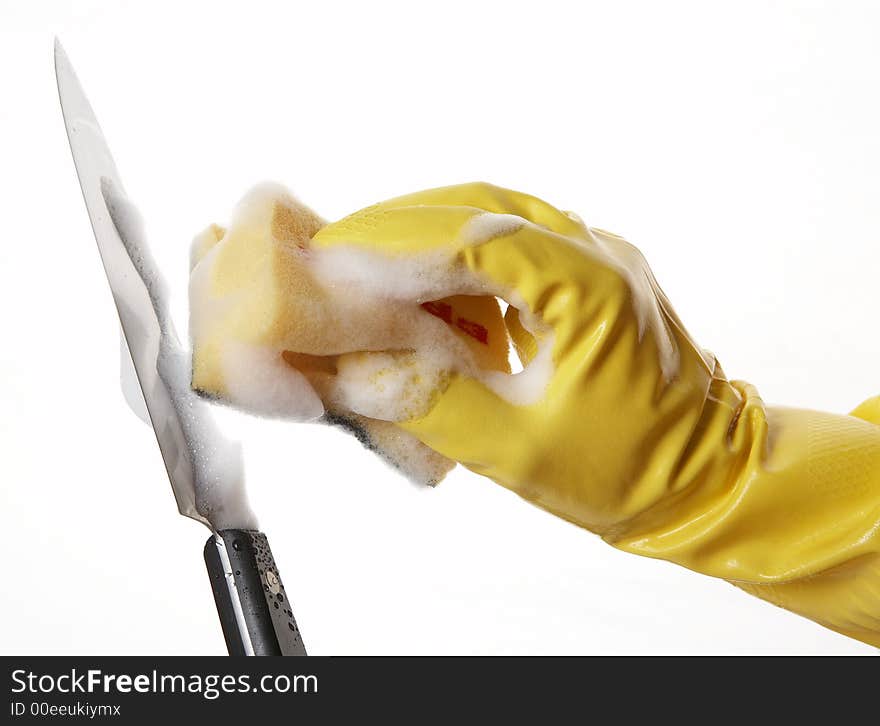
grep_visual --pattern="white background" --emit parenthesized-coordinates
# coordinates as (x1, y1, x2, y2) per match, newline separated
(1, 1, 878, 654)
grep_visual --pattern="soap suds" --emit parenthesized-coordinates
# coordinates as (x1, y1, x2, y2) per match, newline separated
(329, 350, 449, 423)
(306, 243, 554, 414)
(221, 342, 324, 420)
(589, 227, 681, 381)
(102, 177, 256, 531)
(460, 212, 527, 245)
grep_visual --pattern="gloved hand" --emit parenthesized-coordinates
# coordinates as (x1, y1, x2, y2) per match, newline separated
(310, 182, 880, 648)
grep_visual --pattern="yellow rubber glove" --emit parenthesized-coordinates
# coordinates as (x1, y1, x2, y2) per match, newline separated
(311, 182, 880, 648)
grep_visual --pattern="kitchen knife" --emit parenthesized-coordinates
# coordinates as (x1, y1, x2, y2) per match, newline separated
(54, 39, 306, 656)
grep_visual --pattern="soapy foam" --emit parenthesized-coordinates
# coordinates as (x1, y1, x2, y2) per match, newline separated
(102, 178, 256, 530)
(306, 238, 555, 415)
(221, 342, 324, 420)
(329, 351, 448, 422)
(459, 212, 527, 245)
(589, 227, 681, 381)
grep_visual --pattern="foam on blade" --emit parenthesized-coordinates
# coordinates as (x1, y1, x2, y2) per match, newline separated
(102, 178, 256, 530)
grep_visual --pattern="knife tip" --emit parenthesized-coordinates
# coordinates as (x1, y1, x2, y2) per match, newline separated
(53, 37, 66, 71)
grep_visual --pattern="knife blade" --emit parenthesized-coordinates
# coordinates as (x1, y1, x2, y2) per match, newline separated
(55, 40, 308, 655)
(54, 39, 250, 530)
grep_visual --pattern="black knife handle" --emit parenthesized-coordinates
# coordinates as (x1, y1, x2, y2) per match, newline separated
(203, 530, 307, 656)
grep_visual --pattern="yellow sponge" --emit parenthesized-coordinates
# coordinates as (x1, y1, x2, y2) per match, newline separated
(189, 183, 510, 484)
